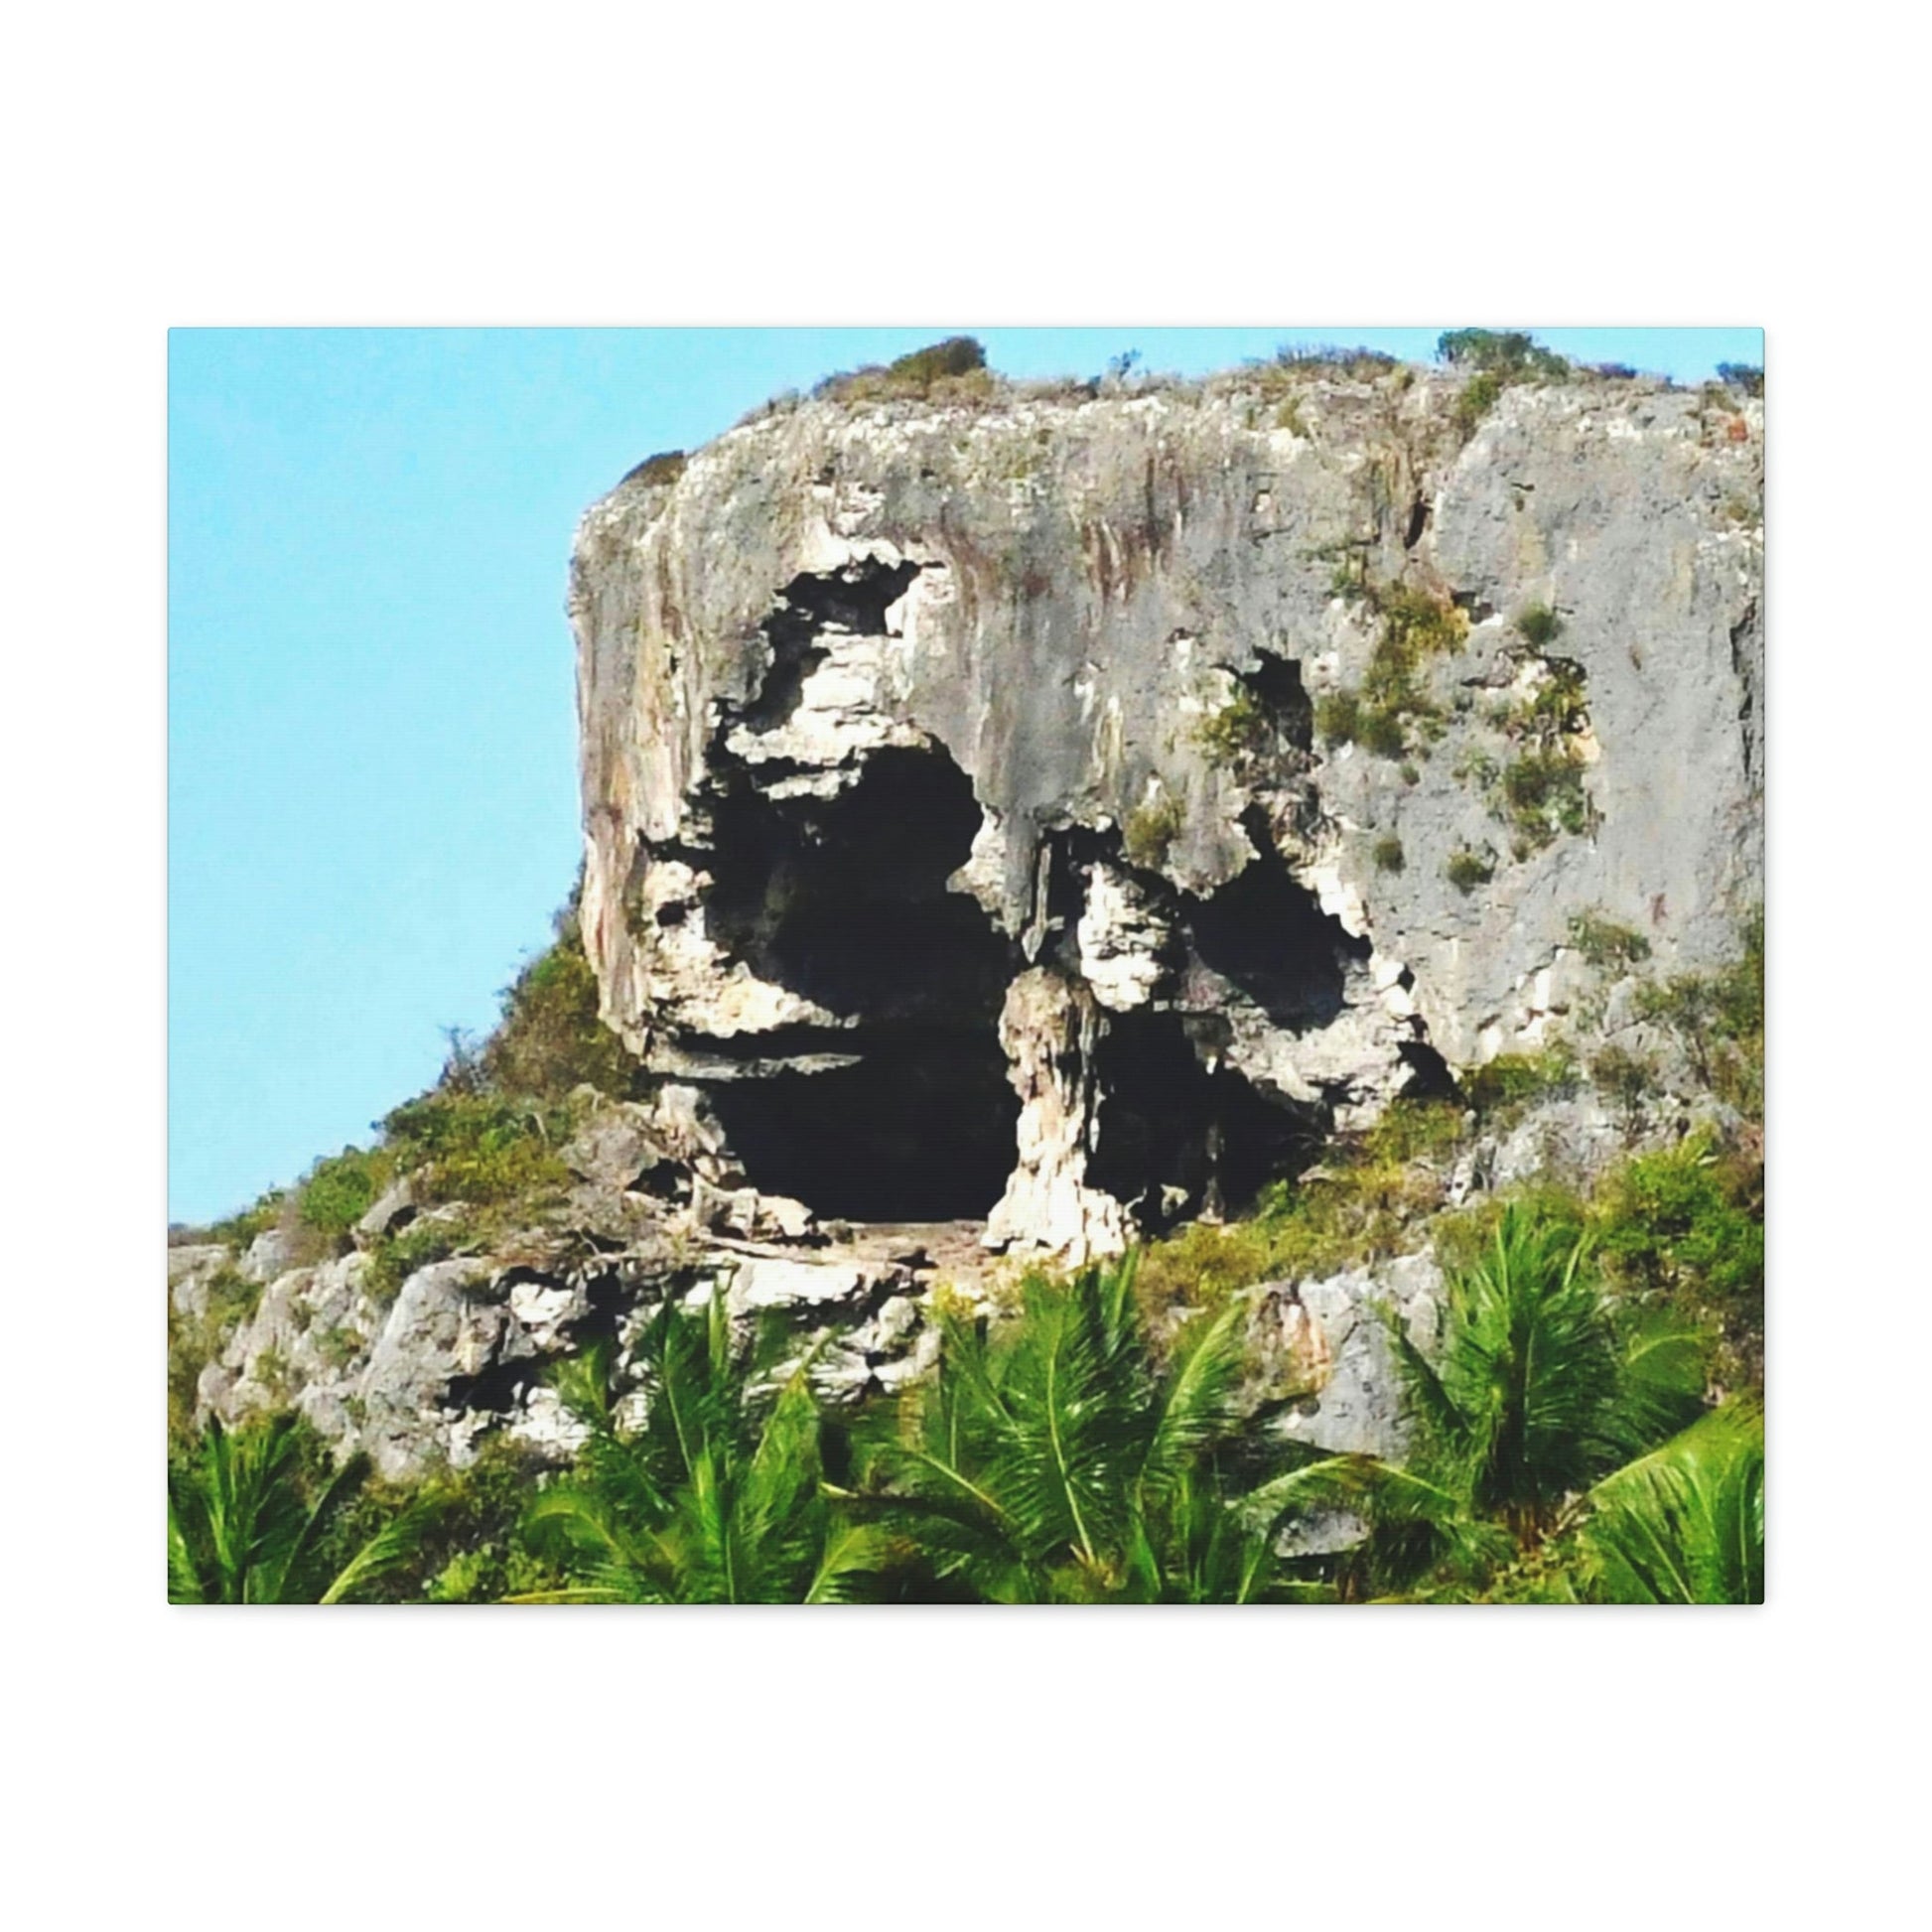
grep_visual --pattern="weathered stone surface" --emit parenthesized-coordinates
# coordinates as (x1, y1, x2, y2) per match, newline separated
(571, 368, 1761, 1259)
(168, 1245, 231, 1317)
(168, 1243, 229, 1287)
(240, 1225, 305, 1284)
(1253, 1251, 1445, 1459)
(355, 1175, 417, 1244)
(984, 968, 1127, 1257)
(723, 1254, 903, 1318)
(357, 1259, 510, 1477)
(561, 1099, 678, 1192)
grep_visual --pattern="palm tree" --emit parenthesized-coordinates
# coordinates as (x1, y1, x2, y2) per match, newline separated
(1243, 1204, 1710, 1599)
(510, 1295, 886, 1603)
(855, 1259, 1326, 1602)
(168, 1412, 431, 1604)
(1544, 1397, 1764, 1603)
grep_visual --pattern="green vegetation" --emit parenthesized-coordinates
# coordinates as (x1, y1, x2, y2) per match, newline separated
(1134, 1100, 1466, 1313)
(1451, 369, 1505, 439)
(1514, 602, 1563, 648)
(1499, 748, 1591, 851)
(1525, 1398, 1763, 1603)
(169, 1089, 1764, 1602)
(816, 337, 993, 405)
(1446, 845, 1495, 894)
(1462, 1047, 1577, 1122)
(203, 1190, 286, 1251)
(1568, 909, 1652, 971)
(1453, 654, 1594, 856)
(362, 1212, 476, 1305)
(168, 1414, 435, 1603)
(1587, 1041, 1657, 1125)
(376, 1088, 571, 1209)
(1265, 344, 1399, 382)
(480, 925, 638, 1101)
(1438, 330, 1571, 379)
(1632, 910, 1764, 1113)
(1195, 690, 1271, 765)
(512, 1300, 883, 1604)
(1438, 330, 1571, 439)
(297, 1145, 393, 1242)
(1594, 1128, 1762, 1375)
(855, 1260, 1320, 1602)
(1716, 362, 1764, 397)
(1316, 577, 1466, 759)
(1371, 834, 1405, 874)
(1246, 1203, 1739, 1601)
(1122, 792, 1185, 870)
(167, 1265, 264, 1449)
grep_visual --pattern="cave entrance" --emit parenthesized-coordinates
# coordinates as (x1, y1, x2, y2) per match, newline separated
(700, 745, 1022, 1222)
(708, 1036, 1020, 1222)
(1184, 813, 1369, 1030)
(1087, 1008, 1324, 1234)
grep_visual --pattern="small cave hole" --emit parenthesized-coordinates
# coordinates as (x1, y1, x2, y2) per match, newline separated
(1087, 1008, 1323, 1232)
(1228, 653, 1314, 754)
(1396, 1039, 1461, 1102)
(1185, 818, 1368, 1032)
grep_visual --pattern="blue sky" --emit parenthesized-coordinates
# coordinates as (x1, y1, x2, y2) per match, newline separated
(168, 325, 1763, 1223)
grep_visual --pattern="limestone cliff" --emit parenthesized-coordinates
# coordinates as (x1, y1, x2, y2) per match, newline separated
(174, 352, 1764, 1486)
(571, 363, 1762, 1258)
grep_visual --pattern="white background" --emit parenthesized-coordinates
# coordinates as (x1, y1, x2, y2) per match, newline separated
(2, 3, 1926, 1925)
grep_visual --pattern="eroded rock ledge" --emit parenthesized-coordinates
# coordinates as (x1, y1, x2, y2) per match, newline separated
(571, 368, 1762, 1259)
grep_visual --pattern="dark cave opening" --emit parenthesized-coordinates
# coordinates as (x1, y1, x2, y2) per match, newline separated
(706, 1034, 1021, 1221)
(698, 743, 1021, 1221)
(706, 746, 1013, 1025)
(1185, 817, 1369, 1031)
(1234, 652, 1313, 753)
(1397, 1039, 1461, 1101)
(1088, 1008, 1325, 1234)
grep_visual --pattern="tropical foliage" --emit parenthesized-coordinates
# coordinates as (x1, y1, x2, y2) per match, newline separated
(854, 1261, 1320, 1603)
(170, 1221, 1763, 1604)
(1518, 1398, 1765, 1604)
(1251, 1204, 1728, 1601)
(510, 1297, 886, 1604)
(167, 1413, 432, 1603)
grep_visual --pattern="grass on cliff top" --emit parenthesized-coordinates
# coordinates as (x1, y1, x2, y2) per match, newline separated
(1440, 330, 1574, 439)
(814, 337, 995, 405)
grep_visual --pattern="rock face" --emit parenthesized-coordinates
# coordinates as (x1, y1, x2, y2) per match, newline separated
(195, 1092, 966, 1478)
(571, 366, 1762, 1259)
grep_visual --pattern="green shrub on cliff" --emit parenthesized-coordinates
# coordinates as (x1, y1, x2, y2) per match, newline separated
(379, 1089, 572, 1208)
(482, 926, 637, 1101)
(1122, 792, 1185, 870)
(816, 337, 993, 404)
(1439, 330, 1570, 438)
(297, 1145, 394, 1241)
(1317, 578, 1464, 759)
